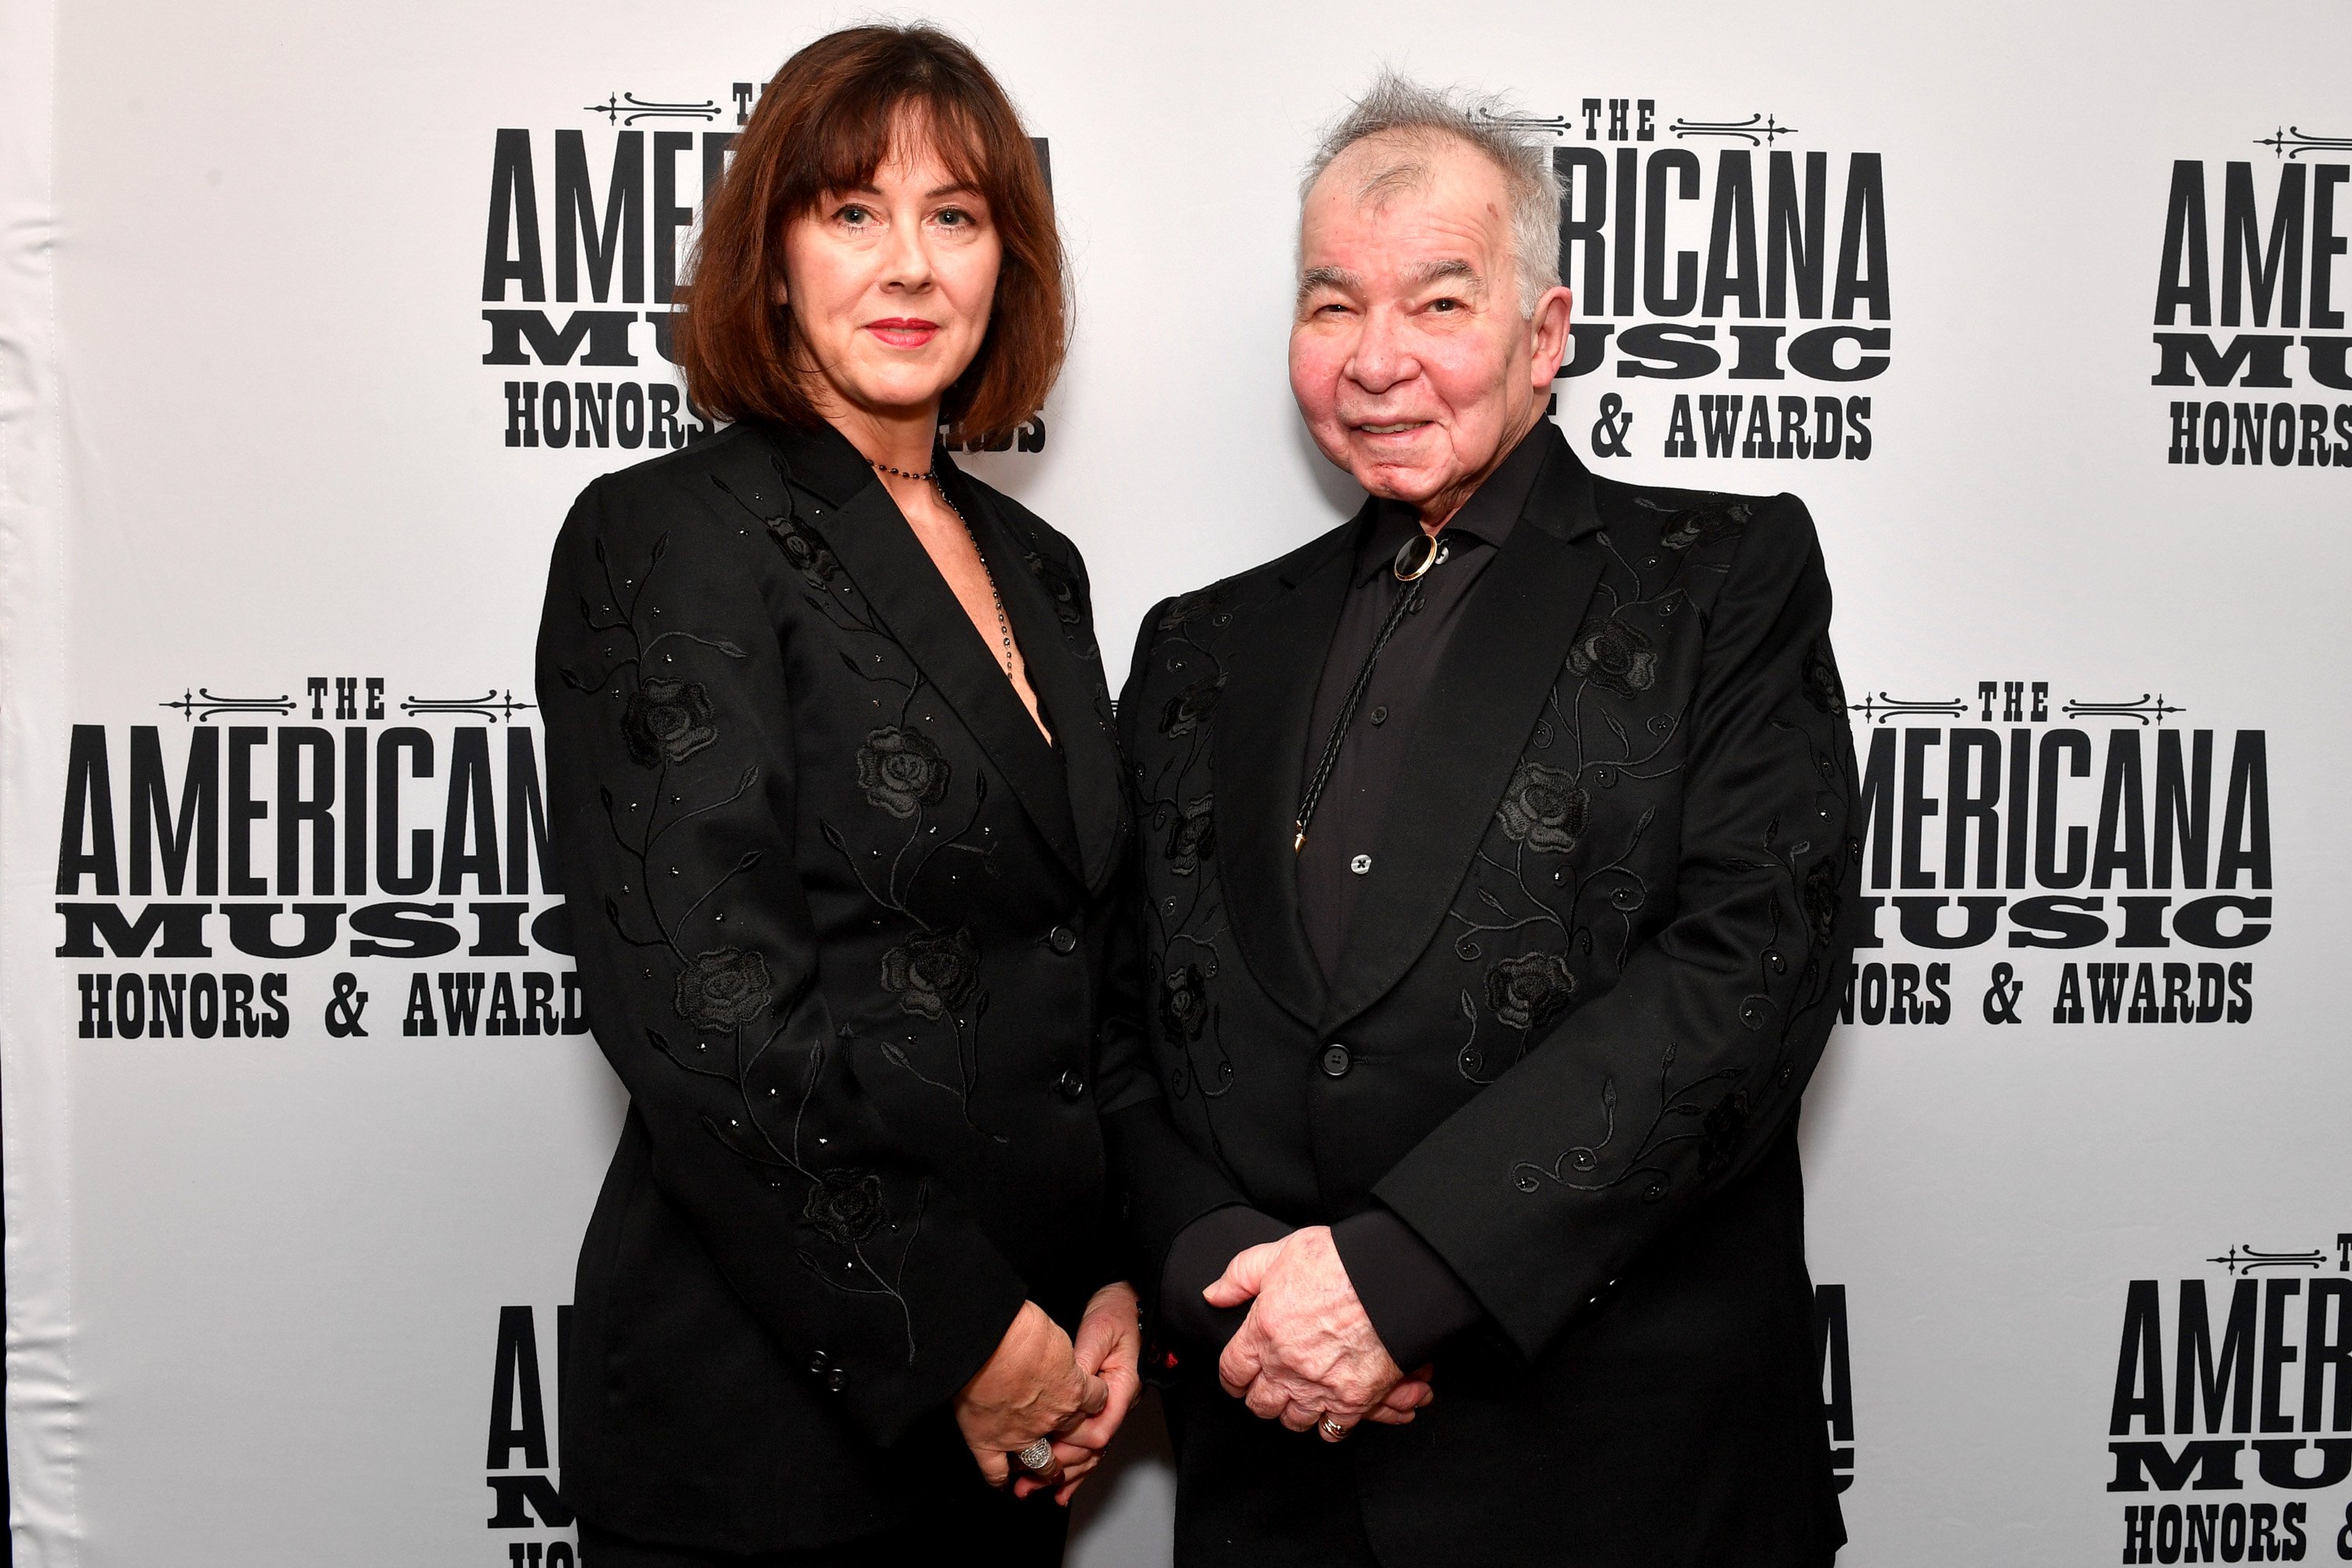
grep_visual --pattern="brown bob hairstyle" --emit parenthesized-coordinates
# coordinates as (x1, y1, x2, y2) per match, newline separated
(675, 26, 1065, 445)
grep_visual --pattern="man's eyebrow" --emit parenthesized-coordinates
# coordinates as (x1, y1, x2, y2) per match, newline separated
(1406, 257, 1482, 290)
(1297, 265, 1359, 302)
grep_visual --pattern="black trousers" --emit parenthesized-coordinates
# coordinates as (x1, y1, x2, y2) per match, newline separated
(578, 1486, 1069, 1568)
(1163, 1379, 1382, 1568)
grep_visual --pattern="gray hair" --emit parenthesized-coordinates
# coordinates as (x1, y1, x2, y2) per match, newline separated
(1301, 71, 1562, 318)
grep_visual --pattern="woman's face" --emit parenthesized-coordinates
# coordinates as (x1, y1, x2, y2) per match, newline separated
(778, 119, 1002, 425)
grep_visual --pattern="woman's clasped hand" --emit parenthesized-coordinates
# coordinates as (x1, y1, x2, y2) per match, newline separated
(955, 1282, 1142, 1502)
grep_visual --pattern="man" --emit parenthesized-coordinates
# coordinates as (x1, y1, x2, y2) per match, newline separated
(1095, 74, 1863, 1566)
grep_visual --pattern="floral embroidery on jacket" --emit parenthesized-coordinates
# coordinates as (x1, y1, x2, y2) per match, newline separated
(561, 496, 929, 1362)
(881, 928, 982, 1021)
(1165, 796, 1216, 877)
(1802, 637, 1846, 717)
(858, 727, 951, 819)
(1498, 493, 1854, 1207)
(1160, 964, 1209, 1042)
(673, 947, 775, 1033)
(1160, 674, 1226, 739)
(802, 1168, 888, 1244)
(713, 466, 1018, 1137)
(1484, 951, 1578, 1030)
(623, 678, 720, 766)
(1496, 762, 1590, 854)
(1638, 492, 1755, 554)
(1130, 587, 1241, 1174)
(1566, 616, 1658, 697)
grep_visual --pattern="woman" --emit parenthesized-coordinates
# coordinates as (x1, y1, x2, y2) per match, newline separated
(534, 26, 1139, 1566)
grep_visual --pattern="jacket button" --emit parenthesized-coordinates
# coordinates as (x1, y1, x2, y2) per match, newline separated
(826, 1368, 849, 1393)
(1319, 1043, 1352, 1078)
(1058, 1069, 1087, 1101)
(808, 1352, 829, 1374)
(1048, 925, 1078, 955)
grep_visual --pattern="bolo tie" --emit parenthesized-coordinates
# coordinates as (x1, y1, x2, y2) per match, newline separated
(1293, 528, 1450, 852)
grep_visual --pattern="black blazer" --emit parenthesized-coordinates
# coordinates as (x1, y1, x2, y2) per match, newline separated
(535, 419, 1128, 1553)
(1100, 424, 1862, 1566)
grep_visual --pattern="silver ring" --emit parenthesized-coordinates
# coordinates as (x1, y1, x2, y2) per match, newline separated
(1319, 1415, 1348, 1439)
(1014, 1438, 1057, 1472)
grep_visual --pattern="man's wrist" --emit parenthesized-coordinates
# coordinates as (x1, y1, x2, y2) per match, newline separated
(1329, 1207, 1482, 1369)
(1160, 1205, 1294, 1350)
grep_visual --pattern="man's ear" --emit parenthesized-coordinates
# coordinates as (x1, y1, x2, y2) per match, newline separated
(1526, 285, 1573, 387)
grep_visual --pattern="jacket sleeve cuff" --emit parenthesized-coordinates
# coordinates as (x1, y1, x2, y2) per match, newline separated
(1156, 1205, 1293, 1353)
(835, 1231, 1030, 1448)
(1330, 1207, 1483, 1370)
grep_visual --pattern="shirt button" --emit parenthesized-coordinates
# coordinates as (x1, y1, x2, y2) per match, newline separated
(1369, 705, 1388, 726)
(1058, 1068, 1087, 1101)
(1048, 925, 1078, 954)
(1319, 1043, 1353, 1078)
(1349, 853, 1372, 875)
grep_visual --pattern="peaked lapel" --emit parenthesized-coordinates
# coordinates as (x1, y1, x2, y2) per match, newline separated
(1209, 514, 1366, 1031)
(750, 422, 1086, 885)
(942, 460, 1128, 895)
(1320, 425, 1607, 1034)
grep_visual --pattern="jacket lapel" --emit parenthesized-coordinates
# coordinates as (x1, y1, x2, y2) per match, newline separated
(754, 423, 1086, 885)
(1210, 514, 1365, 1030)
(1320, 426, 1607, 1034)
(945, 462, 1128, 895)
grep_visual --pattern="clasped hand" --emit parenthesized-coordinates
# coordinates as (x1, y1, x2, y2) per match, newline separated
(1204, 1225, 1434, 1440)
(953, 1282, 1142, 1503)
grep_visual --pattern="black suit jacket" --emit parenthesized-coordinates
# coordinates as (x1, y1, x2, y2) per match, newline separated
(1100, 425, 1861, 1566)
(535, 420, 1128, 1552)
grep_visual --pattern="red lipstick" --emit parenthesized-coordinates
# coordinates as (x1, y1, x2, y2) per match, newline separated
(866, 318, 940, 347)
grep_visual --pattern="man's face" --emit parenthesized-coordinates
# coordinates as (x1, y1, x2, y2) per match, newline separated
(1289, 133, 1572, 524)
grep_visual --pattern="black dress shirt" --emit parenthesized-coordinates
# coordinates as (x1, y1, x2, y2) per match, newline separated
(1157, 423, 1554, 1369)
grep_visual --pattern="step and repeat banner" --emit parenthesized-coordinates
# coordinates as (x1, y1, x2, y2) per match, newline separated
(2, 1, 2347, 1563)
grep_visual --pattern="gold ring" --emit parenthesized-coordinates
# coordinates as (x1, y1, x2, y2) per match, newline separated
(1319, 1414, 1348, 1439)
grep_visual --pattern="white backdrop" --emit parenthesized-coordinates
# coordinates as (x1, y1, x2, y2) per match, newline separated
(3, 2, 2349, 1563)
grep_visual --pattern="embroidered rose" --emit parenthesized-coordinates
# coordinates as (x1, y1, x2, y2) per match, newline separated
(880, 927, 982, 1020)
(673, 946, 774, 1033)
(1160, 964, 1208, 1042)
(1644, 495, 1754, 553)
(1022, 550, 1086, 628)
(1567, 617, 1657, 698)
(1495, 762, 1589, 854)
(1802, 855, 1842, 947)
(1156, 590, 1217, 630)
(1484, 952, 1577, 1031)
(623, 678, 719, 767)
(1697, 1089, 1752, 1178)
(857, 727, 950, 819)
(1159, 674, 1226, 739)
(1166, 796, 1217, 877)
(768, 517, 840, 587)
(802, 1168, 887, 1244)
(1802, 637, 1845, 717)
